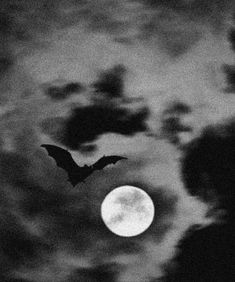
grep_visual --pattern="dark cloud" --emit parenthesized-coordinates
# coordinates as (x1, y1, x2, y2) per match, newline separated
(162, 222, 235, 282)
(0, 176, 53, 280)
(64, 82, 84, 94)
(40, 116, 65, 143)
(163, 101, 192, 115)
(86, 12, 124, 34)
(222, 64, 235, 93)
(143, 0, 232, 20)
(140, 0, 233, 58)
(181, 120, 235, 207)
(0, 149, 67, 279)
(0, 213, 47, 268)
(0, 54, 13, 76)
(142, 19, 201, 57)
(228, 27, 235, 51)
(0, 152, 31, 187)
(61, 104, 149, 150)
(161, 102, 192, 146)
(0, 11, 12, 36)
(93, 65, 126, 99)
(45, 82, 84, 100)
(69, 264, 119, 282)
(162, 120, 235, 281)
(0, 0, 57, 42)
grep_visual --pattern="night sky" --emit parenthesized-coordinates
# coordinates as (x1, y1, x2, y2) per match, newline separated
(0, 1, 235, 281)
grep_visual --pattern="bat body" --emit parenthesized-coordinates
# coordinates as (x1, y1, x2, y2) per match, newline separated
(41, 144, 127, 186)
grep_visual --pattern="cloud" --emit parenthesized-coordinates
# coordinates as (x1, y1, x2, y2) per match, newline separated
(44, 82, 84, 101)
(228, 27, 235, 51)
(222, 64, 235, 93)
(162, 120, 235, 281)
(61, 104, 149, 150)
(92, 64, 126, 99)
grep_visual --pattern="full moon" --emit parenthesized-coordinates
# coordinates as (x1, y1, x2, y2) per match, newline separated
(101, 186, 155, 237)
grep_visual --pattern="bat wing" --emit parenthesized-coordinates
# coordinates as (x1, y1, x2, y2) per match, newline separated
(41, 144, 79, 172)
(41, 145, 127, 186)
(92, 155, 127, 170)
(41, 144, 94, 186)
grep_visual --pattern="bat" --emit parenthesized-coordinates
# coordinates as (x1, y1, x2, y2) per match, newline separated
(41, 144, 127, 186)
(91, 155, 128, 170)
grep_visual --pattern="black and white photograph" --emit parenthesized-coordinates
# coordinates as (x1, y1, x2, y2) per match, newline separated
(0, 1, 234, 281)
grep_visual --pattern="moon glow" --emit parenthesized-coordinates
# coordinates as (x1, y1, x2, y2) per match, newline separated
(101, 186, 155, 237)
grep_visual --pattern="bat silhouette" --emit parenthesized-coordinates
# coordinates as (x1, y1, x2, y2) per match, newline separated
(41, 144, 127, 186)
